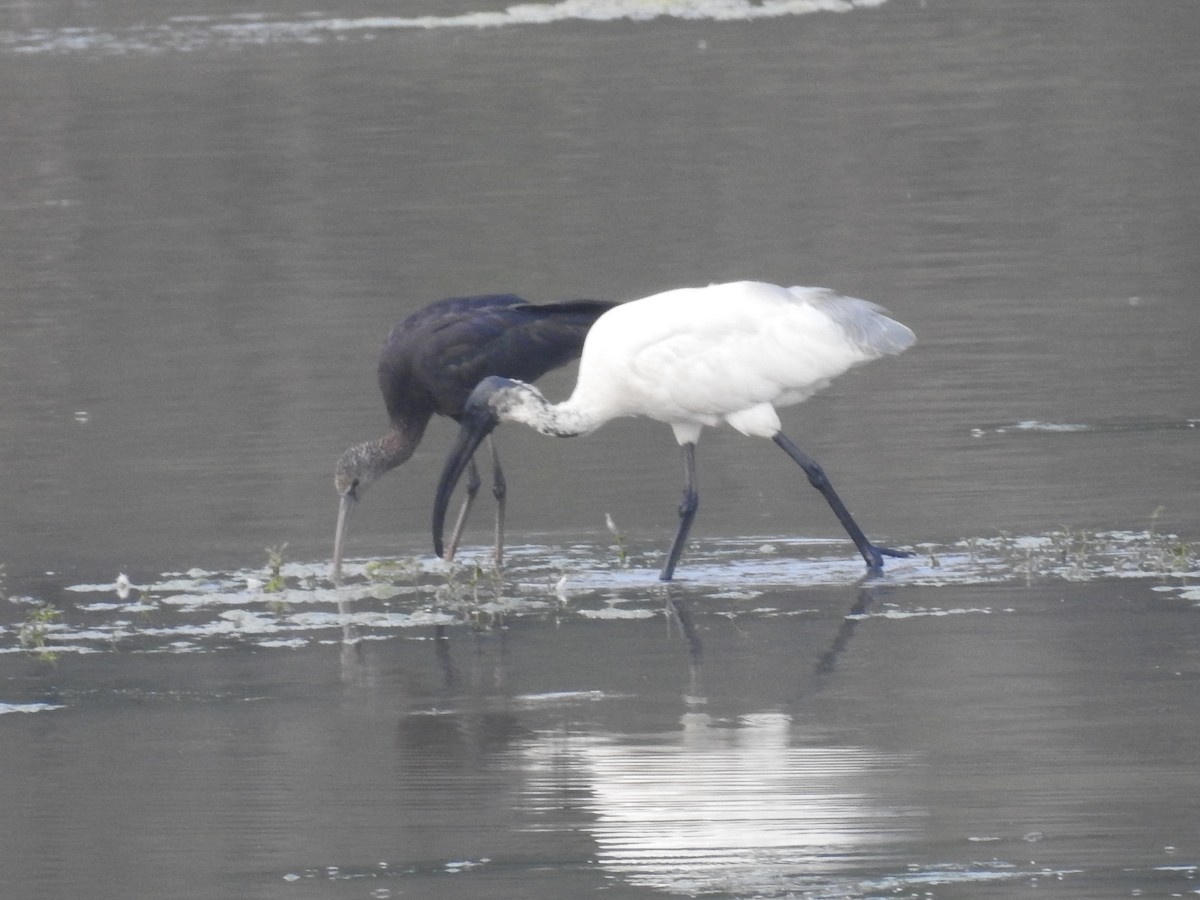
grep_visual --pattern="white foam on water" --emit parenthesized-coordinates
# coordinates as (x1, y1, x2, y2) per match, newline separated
(0, 701, 65, 714)
(3, 0, 888, 55)
(971, 417, 1200, 437)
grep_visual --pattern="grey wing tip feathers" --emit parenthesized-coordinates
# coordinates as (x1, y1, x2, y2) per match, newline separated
(791, 286, 916, 357)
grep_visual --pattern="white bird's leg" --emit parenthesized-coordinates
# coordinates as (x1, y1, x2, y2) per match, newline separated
(661, 443, 700, 581)
(772, 432, 910, 571)
(444, 455, 482, 562)
(488, 435, 506, 568)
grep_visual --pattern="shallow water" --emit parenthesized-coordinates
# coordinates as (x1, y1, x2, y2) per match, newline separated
(3, 0, 1200, 897)
(5, 541, 1200, 899)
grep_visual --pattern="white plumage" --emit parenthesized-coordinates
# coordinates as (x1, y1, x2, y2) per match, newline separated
(433, 281, 915, 580)
(568, 281, 913, 442)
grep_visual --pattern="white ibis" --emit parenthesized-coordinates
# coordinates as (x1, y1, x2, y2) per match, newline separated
(333, 294, 615, 579)
(432, 281, 914, 580)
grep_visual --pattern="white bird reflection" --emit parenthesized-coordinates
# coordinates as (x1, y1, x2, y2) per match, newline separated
(520, 711, 921, 896)
(517, 589, 921, 897)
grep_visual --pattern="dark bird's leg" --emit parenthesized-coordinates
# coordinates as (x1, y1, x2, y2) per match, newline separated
(488, 435, 506, 568)
(661, 443, 700, 581)
(772, 432, 910, 571)
(444, 456, 482, 562)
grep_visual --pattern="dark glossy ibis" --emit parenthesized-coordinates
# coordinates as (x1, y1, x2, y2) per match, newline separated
(433, 281, 914, 581)
(333, 294, 614, 578)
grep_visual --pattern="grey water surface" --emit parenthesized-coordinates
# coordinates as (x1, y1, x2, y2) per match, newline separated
(2, 1, 1199, 898)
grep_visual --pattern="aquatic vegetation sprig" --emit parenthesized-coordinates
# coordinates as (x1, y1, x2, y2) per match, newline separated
(978, 520, 1199, 583)
(18, 602, 61, 652)
(1145, 506, 1198, 576)
(605, 513, 629, 568)
(436, 557, 474, 609)
(263, 543, 288, 593)
(364, 557, 422, 585)
(467, 561, 485, 607)
(1048, 525, 1094, 580)
(431, 554, 509, 630)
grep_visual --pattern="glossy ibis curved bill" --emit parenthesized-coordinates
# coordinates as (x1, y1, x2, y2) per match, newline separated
(432, 281, 915, 581)
(333, 294, 615, 579)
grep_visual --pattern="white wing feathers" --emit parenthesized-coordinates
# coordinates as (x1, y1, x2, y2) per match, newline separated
(568, 281, 914, 439)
